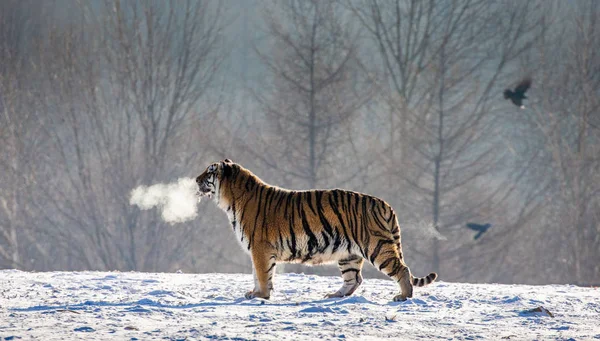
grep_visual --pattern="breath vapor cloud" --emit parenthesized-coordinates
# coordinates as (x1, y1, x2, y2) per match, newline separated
(129, 177, 200, 224)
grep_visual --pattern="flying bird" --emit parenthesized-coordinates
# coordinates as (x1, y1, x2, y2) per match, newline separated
(504, 78, 532, 108)
(465, 222, 492, 240)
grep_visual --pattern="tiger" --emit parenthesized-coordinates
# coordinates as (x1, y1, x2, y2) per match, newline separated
(195, 159, 437, 301)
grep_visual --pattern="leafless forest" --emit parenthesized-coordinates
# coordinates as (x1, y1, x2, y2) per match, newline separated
(1, 0, 598, 285)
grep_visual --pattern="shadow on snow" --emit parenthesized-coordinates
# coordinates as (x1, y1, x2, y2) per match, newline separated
(10, 294, 422, 313)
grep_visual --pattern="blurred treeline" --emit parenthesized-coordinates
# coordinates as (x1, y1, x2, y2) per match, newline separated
(1, 0, 598, 285)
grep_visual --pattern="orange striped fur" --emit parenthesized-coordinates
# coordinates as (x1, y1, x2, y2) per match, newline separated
(196, 159, 437, 301)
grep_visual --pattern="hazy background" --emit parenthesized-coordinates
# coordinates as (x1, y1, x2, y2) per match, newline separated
(1, 0, 598, 285)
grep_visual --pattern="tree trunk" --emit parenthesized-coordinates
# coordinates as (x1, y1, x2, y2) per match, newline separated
(431, 43, 446, 274)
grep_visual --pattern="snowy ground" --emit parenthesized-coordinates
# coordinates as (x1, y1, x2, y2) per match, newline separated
(1, 270, 599, 340)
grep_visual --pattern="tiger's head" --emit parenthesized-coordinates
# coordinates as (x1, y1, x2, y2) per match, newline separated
(195, 159, 235, 202)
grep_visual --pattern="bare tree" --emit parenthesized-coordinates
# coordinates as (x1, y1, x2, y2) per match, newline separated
(512, 0, 600, 284)
(30, 0, 228, 271)
(350, 0, 547, 275)
(434, 0, 599, 285)
(251, 0, 373, 190)
(0, 0, 51, 269)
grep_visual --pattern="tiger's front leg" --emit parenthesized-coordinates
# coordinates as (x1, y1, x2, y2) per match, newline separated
(244, 246, 276, 300)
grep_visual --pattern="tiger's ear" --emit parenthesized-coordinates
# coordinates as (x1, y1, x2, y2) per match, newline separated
(222, 162, 233, 178)
(224, 158, 232, 163)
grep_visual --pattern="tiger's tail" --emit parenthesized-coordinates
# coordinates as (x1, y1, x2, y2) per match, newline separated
(412, 272, 438, 287)
(388, 211, 438, 287)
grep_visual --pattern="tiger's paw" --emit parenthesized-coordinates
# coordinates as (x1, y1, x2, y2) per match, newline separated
(325, 282, 361, 299)
(244, 290, 270, 300)
(325, 291, 346, 299)
(393, 294, 408, 302)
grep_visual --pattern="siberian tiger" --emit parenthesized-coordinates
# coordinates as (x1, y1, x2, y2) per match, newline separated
(195, 159, 437, 301)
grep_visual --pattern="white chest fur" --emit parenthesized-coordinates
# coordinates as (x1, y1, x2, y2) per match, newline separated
(224, 207, 251, 255)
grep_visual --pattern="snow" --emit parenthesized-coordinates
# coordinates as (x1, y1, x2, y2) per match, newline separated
(1, 270, 599, 340)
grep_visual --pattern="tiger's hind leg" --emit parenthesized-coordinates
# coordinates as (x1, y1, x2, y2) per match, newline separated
(325, 255, 364, 298)
(370, 239, 413, 301)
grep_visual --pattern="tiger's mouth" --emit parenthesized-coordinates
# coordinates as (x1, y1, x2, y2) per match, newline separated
(197, 186, 214, 200)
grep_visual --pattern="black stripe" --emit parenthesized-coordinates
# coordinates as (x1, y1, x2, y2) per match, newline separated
(370, 239, 394, 263)
(319, 231, 330, 253)
(339, 255, 360, 266)
(274, 190, 286, 212)
(347, 194, 365, 258)
(265, 187, 275, 212)
(231, 200, 238, 232)
(314, 194, 334, 238)
(345, 192, 354, 236)
(349, 194, 359, 241)
(368, 199, 388, 233)
(361, 197, 370, 256)
(388, 262, 402, 277)
(337, 192, 351, 254)
(265, 263, 276, 274)
(245, 177, 253, 192)
(284, 191, 293, 219)
(250, 186, 265, 248)
(262, 188, 274, 237)
(344, 193, 354, 236)
(340, 193, 354, 254)
(378, 257, 395, 271)
(288, 206, 297, 258)
(369, 230, 388, 238)
(300, 205, 319, 256)
(306, 191, 316, 215)
(324, 192, 341, 239)
(327, 192, 351, 253)
(341, 268, 359, 274)
(240, 200, 249, 223)
(277, 227, 284, 252)
(240, 199, 252, 241)
(295, 192, 303, 220)
(331, 190, 339, 207)
(375, 204, 385, 222)
(372, 210, 389, 233)
(331, 228, 341, 253)
(386, 209, 394, 223)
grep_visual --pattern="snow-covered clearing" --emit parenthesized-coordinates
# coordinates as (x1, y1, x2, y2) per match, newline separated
(1, 270, 599, 340)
